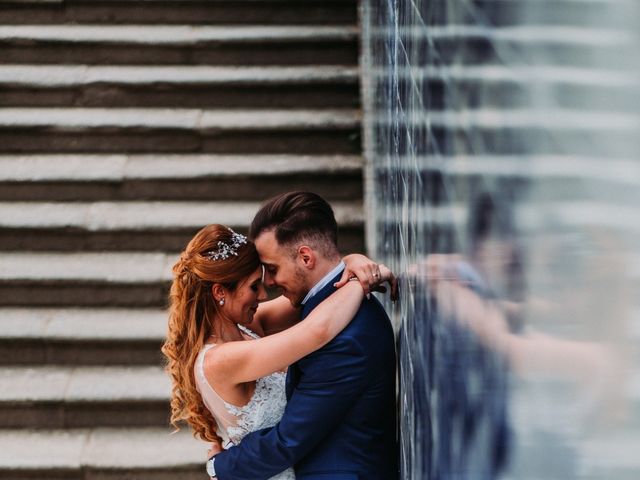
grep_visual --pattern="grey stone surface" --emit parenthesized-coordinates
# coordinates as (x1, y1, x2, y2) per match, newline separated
(47, 308, 166, 340)
(0, 25, 358, 44)
(0, 308, 166, 340)
(0, 427, 203, 469)
(0, 107, 360, 129)
(0, 252, 175, 282)
(0, 200, 363, 230)
(0, 154, 363, 181)
(0, 366, 168, 401)
(0, 308, 49, 338)
(0, 366, 70, 401)
(0, 65, 359, 86)
(66, 366, 169, 400)
(83, 427, 204, 468)
(0, 429, 88, 469)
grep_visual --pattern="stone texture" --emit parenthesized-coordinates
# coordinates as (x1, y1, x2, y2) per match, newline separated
(0, 65, 359, 86)
(66, 366, 169, 401)
(0, 367, 70, 401)
(0, 107, 360, 129)
(0, 153, 363, 185)
(0, 366, 168, 402)
(0, 252, 175, 282)
(0, 200, 363, 229)
(82, 427, 204, 468)
(0, 427, 203, 469)
(0, 25, 358, 44)
(0, 429, 88, 470)
(44, 308, 166, 340)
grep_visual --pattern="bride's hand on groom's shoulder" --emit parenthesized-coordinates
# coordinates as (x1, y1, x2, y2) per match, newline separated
(337, 254, 399, 302)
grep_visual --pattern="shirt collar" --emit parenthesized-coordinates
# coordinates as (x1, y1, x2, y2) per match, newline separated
(301, 261, 345, 305)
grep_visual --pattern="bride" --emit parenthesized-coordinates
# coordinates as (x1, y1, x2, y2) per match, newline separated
(161, 224, 392, 479)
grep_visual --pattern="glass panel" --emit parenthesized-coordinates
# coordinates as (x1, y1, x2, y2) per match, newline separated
(361, 1, 640, 478)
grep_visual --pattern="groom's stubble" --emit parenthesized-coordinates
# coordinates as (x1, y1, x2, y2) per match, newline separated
(255, 229, 337, 308)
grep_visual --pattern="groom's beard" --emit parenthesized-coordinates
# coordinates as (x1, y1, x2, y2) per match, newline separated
(283, 265, 310, 308)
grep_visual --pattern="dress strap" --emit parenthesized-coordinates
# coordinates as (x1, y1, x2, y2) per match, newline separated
(237, 324, 261, 339)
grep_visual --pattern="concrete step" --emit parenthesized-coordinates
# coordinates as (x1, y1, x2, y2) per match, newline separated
(0, 308, 165, 365)
(0, 365, 169, 428)
(0, 154, 363, 201)
(0, 251, 175, 307)
(0, 65, 360, 108)
(0, 427, 207, 479)
(0, 108, 361, 154)
(0, 25, 358, 65)
(0, 200, 365, 253)
(0, 0, 356, 26)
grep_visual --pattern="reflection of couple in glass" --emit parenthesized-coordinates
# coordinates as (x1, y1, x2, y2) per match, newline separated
(162, 192, 400, 479)
(416, 193, 625, 478)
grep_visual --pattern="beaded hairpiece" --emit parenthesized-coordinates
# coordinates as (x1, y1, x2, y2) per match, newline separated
(204, 230, 248, 261)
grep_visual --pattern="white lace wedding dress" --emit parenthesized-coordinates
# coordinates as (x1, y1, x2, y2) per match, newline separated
(195, 324, 295, 480)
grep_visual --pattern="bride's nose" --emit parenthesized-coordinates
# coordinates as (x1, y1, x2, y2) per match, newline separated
(263, 271, 276, 288)
(257, 283, 268, 301)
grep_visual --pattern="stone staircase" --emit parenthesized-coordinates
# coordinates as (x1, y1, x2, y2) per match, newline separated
(0, 1, 363, 478)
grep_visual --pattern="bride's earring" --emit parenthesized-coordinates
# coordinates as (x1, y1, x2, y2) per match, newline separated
(219, 298, 225, 306)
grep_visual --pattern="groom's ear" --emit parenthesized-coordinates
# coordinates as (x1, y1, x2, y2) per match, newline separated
(297, 245, 316, 270)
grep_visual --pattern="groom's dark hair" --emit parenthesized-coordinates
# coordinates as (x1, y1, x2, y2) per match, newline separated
(250, 191, 339, 258)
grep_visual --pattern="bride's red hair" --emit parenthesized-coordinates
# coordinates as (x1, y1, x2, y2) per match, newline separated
(161, 224, 260, 441)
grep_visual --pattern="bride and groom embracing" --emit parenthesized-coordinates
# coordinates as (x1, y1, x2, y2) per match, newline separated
(162, 191, 399, 479)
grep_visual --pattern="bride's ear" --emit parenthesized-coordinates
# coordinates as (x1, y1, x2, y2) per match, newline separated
(297, 245, 316, 270)
(211, 283, 226, 303)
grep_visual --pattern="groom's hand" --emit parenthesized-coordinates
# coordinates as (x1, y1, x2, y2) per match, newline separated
(207, 441, 223, 459)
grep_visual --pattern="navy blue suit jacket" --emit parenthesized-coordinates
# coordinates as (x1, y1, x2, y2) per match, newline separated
(215, 272, 399, 479)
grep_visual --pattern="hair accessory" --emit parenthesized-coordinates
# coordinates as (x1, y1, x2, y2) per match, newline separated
(205, 230, 248, 261)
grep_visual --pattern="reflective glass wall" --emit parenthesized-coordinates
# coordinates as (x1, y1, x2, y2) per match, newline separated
(361, 1, 640, 478)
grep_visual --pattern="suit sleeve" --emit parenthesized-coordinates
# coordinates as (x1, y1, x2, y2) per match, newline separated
(214, 333, 370, 480)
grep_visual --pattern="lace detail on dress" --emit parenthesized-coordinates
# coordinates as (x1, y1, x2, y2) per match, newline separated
(224, 371, 288, 446)
(196, 325, 294, 480)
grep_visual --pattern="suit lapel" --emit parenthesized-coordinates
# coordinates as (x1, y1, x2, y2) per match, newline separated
(285, 271, 343, 400)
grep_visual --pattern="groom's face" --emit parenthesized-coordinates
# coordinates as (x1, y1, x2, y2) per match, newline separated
(254, 230, 309, 307)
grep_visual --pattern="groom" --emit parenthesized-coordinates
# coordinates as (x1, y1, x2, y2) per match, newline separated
(207, 191, 399, 479)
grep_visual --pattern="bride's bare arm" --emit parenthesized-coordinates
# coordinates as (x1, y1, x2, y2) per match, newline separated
(252, 254, 393, 335)
(252, 296, 301, 336)
(206, 280, 366, 385)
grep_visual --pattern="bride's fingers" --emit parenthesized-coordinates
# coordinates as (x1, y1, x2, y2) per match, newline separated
(333, 268, 351, 289)
(334, 268, 372, 297)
